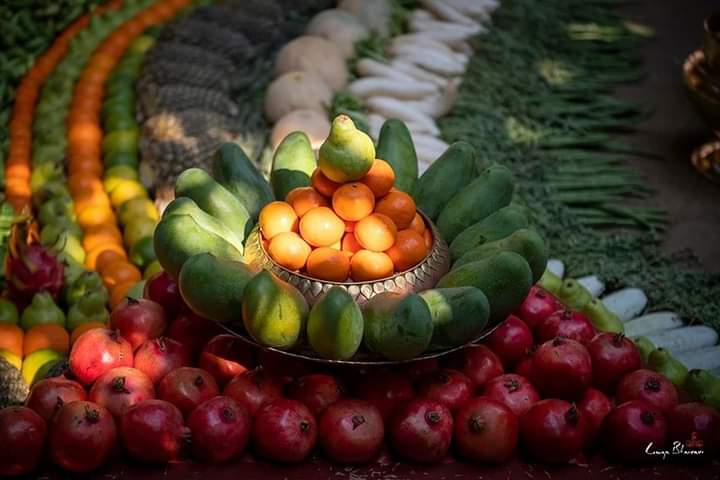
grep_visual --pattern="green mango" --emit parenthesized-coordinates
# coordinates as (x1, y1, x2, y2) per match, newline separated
(375, 119, 418, 194)
(582, 298, 624, 333)
(318, 115, 375, 183)
(419, 287, 489, 350)
(270, 131, 317, 201)
(66, 291, 110, 331)
(307, 287, 364, 360)
(449, 205, 529, 261)
(647, 348, 688, 387)
(20, 292, 66, 329)
(213, 143, 274, 220)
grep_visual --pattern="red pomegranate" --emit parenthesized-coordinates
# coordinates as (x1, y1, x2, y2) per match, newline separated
(0, 406, 47, 476)
(416, 368, 472, 413)
(25, 377, 87, 422)
(536, 309, 595, 345)
(69, 328, 133, 385)
(444, 345, 504, 389)
(49, 401, 117, 472)
(482, 373, 540, 417)
(483, 315, 533, 368)
(167, 311, 223, 357)
(587, 333, 642, 393)
(355, 370, 415, 422)
(288, 373, 344, 417)
(515, 286, 560, 331)
(319, 399, 385, 464)
(144, 271, 183, 316)
(223, 368, 285, 415)
(89, 367, 155, 417)
(513, 349, 534, 378)
(158, 367, 219, 417)
(615, 369, 678, 413)
(119, 399, 189, 463)
(252, 399, 318, 463)
(520, 399, 586, 464)
(603, 400, 667, 464)
(531, 337, 592, 400)
(134, 336, 192, 384)
(666, 402, 720, 459)
(200, 334, 257, 386)
(401, 358, 439, 381)
(578, 387, 612, 447)
(454, 397, 518, 463)
(109, 297, 167, 350)
(389, 399, 453, 463)
(187, 396, 252, 463)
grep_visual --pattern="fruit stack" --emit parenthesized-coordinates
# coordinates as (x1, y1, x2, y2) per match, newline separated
(259, 115, 431, 282)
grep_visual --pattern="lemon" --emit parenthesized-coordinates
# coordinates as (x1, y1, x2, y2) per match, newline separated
(119, 197, 159, 224)
(104, 165, 139, 193)
(21, 349, 64, 385)
(110, 179, 147, 208)
(0, 349, 21, 370)
(124, 217, 156, 248)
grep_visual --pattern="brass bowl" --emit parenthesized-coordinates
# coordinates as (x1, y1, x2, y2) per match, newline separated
(704, 11, 720, 71)
(244, 210, 451, 306)
(683, 49, 720, 135)
(691, 140, 720, 184)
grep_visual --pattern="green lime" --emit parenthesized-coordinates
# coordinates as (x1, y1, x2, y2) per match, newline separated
(130, 35, 156, 54)
(105, 150, 139, 168)
(119, 197, 159, 224)
(124, 218, 156, 248)
(103, 129, 139, 155)
(104, 165, 139, 192)
(130, 236, 157, 269)
(0, 299, 19, 325)
(104, 113, 137, 131)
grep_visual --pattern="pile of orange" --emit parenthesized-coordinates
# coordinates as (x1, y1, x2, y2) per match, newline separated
(258, 159, 432, 282)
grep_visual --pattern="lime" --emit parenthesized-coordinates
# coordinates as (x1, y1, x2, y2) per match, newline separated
(130, 236, 157, 269)
(104, 112, 137, 131)
(102, 129, 139, 155)
(102, 101, 134, 121)
(104, 165, 139, 192)
(21, 349, 64, 385)
(0, 299, 19, 325)
(124, 217, 156, 248)
(129, 35, 155, 54)
(143, 260, 163, 280)
(110, 179, 147, 207)
(0, 349, 21, 369)
(119, 197, 159, 224)
(105, 150, 139, 169)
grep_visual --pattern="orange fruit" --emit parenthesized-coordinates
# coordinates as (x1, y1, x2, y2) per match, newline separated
(311, 169, 340, 197)
(409, 213, 426, 234)
(101, 260, 141, 290)
(259, 201, 299, 239)
(360, 159, 395, 197)
(109, 281, 136, 310)
(345, 221, 356, 233)
(267, 232, 311, 271)
(306, 247, 350, 282)
(423, 229, 433, 250)
(299, 207, 345, 247)
(350, 250, 394, 282)
(71, 321, 107, 345)
(85, 243, 127, 270)
(0, 324, 23, 357)
(82, 224, 123, 252)
(374, 191, 416, 229)
(286, 187, 328, 217)
(354, 213, 397, 252)
(23, 324, 70, 356)
(386, 229, 428, 272)
(96, 248, 128, 272)
(341, 233, 363, 256)
(332, 182, 375, 222)
(77, 205, 116, 229)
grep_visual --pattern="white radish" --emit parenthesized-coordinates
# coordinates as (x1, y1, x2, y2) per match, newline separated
(410, 9, 433, 22)
(576, 275, 605, 298)
(409, 18, 483, 36)
(365, 96, 438, 132)
(405, 25, 481, 47)
(624, 312, 684, 338)
(405, 119, 440, 136)
(675, 347, 720, 371)
(366, 113, 386, 141)
(391, 47, 466, 76)
(355, 58, 416, 82)
(645, 326, 719, 355)
(446, 0, 492, 19)
(348, 77, 438, 100)
(602, 288, 647, 321)
(421, 0, 479, 26)
(415, 145, 444, 170)
(411, 133, 449, 152)
(405, 79, 459, 118)
(390, 60, 450, 87)
(546, 259, 565, 278)
(391, 36, 469, 65)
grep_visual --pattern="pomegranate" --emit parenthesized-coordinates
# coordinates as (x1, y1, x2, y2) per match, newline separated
(187, 396, 251, 463)
(355, 370, 415, 422)
(483, 315, 533, 368)
(319, 399, 385, 464)
(158, 367, 219, 417)
(223, 368, 285, 415)
(167, 311, 223, 357)
(200, 334, 257, 386)
(109, 297, 167, 350)
(25, 377, 87, 422)
(587, 333, 642, 393)
(454, 397, 518, 463)
(134, 336, 192, 384)
(531, 337, 592, 400)
(444, 345, 504, 389)
(69, 328, 133, 385)
(0, 407, 47, 476)
(49, 401, 116, 472)
(578, 387, 612, 447)
(615, 369, 678, 413)
(667, 402, 720, 459)
(252, 399, 318, 463)
(416, 368, 472, 413)
(257, 348, 312, 385)
(603, 400, 667, 463)
(515, 286, 560, 331)
(401, 358, 439, 381)
(119, 399, 189, 463)
(89, 367, 155, 417)
(536, 309, 595, 345)
(520, 399, 586, 464)
(390, 398, 453, 463)
(482, 374, 540, 417)
(513, 349, 534, 378)
(288, 373, 344, 417)
(144, 271, 183, 316)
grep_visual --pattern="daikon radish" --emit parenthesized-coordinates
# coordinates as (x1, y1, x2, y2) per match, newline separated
(421, 0, 479, 26)
(390, 36, 469, 65)
(367, 113, 386, 141)
(355, 58, 416, 82)
(624, 312, 684, 338)
(412, 133, 449, 153)
(390, 45, 466, 75)
(365, 96, 437, 132)
(390, 60, 450, 87)
(415, 144, 445, 169)
(675, 346, 720, 371)
(348, 76, 438, 100)
(409, 18, 483, 36)
(405, 119, 440, 136)
(546, 259, 565, 278)
(410, 9, 433, 22)
(446, 0, 491, 18)
(404, 79, 458, 118)
(645, 326, 718, 355)
(602, 288, 647, 321)
(577, 275, 605, 298)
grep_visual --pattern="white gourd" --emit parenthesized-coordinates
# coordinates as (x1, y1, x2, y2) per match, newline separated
(271, 109, 331, 151)
(275, 36, 348, 91)
(306, 9, 369, 59)
(264, 71, 333, 122)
